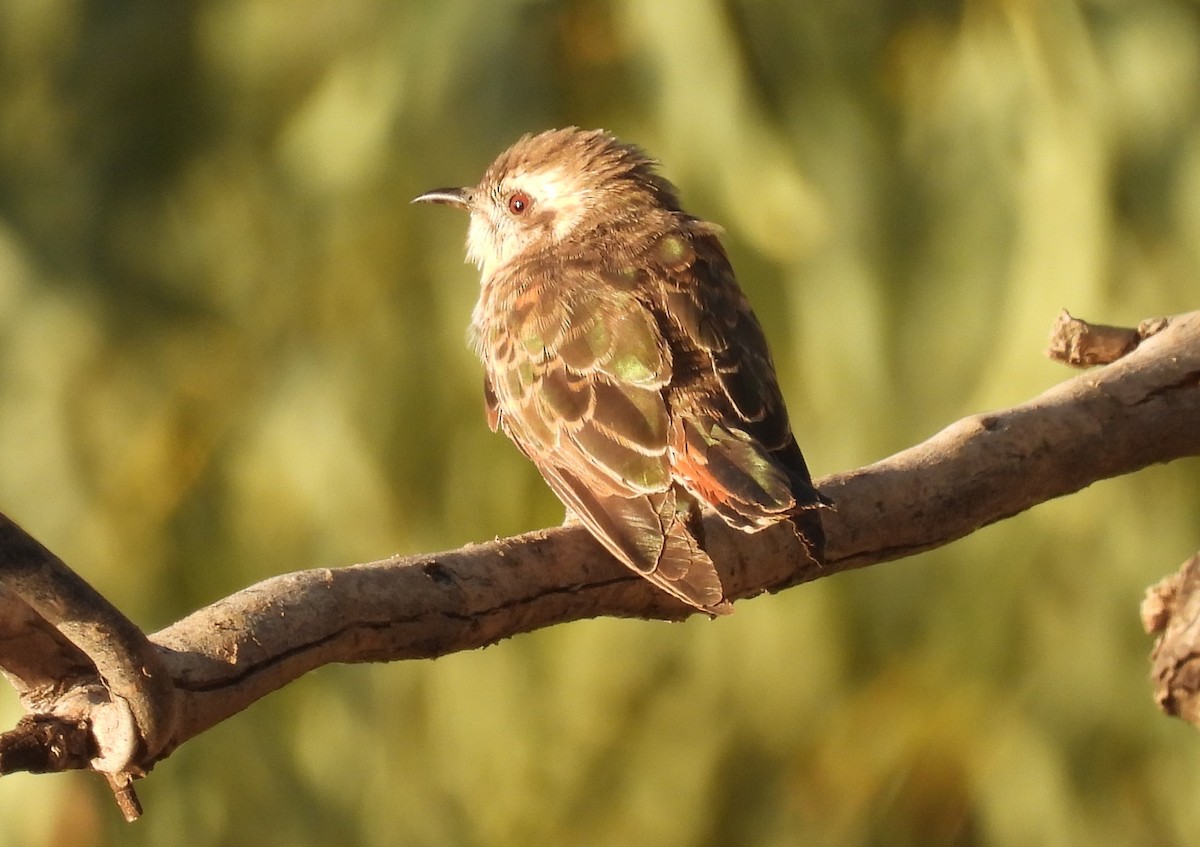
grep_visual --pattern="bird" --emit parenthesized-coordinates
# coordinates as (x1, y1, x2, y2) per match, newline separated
(413, 127, 828, 615)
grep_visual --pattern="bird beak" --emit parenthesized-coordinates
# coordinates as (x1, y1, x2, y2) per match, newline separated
(412, 187, 471, 209)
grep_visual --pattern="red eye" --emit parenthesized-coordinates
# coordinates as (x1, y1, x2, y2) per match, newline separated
(507, 191, 530, 215)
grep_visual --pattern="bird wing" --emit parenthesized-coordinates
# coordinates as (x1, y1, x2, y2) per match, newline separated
(647, 225, 828, 554)
(480, 256, 728, 612)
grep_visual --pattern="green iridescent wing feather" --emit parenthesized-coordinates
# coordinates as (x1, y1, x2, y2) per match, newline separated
(480, 218, 825, 612)
(481, 259, 728, 612)
(649, 224, 828, 555)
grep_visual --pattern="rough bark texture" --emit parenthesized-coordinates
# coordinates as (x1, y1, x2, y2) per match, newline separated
(1, 309, 1198, 819)
(1144, 554, 1200, 729)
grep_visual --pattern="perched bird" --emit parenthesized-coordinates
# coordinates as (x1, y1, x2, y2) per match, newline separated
(414, 128, 827, 615)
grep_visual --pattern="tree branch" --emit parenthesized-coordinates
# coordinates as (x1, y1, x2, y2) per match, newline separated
(2, 309, 1199, 818)
(1144, 553, 1200, 730)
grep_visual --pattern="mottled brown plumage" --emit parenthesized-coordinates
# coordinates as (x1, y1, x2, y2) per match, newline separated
(414, 128, 827, 614)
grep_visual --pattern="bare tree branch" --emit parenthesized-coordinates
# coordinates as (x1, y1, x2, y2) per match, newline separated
(0, 520, 176, 818)
(1144, 553, 1200, 730)
(1, 309, 1198, 819)
(1044, 309, 1169, 367)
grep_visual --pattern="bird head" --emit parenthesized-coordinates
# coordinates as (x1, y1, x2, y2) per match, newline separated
(413, 128, 682, 278)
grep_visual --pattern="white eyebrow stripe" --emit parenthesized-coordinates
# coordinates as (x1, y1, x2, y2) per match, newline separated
(507, 167, 588, 240)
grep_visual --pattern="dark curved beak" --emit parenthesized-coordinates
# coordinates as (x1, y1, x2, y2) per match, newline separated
(412, 187, 471, 209)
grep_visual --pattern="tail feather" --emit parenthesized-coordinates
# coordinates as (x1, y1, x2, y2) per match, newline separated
(539, 464, 731, 614)
(650, 512, 732, 614)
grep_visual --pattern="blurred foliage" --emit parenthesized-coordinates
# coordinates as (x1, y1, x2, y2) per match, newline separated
(0, 0, 1198, 844)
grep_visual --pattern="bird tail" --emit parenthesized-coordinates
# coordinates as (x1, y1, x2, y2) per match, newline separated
(649, 505, 732, 615)
(539, 464, 731, 615)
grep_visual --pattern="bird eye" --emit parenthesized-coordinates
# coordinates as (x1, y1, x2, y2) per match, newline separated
(507, 191, 531, 215)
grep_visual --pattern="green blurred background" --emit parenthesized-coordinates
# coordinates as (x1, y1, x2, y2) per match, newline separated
(1, 0, 1198, 844)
